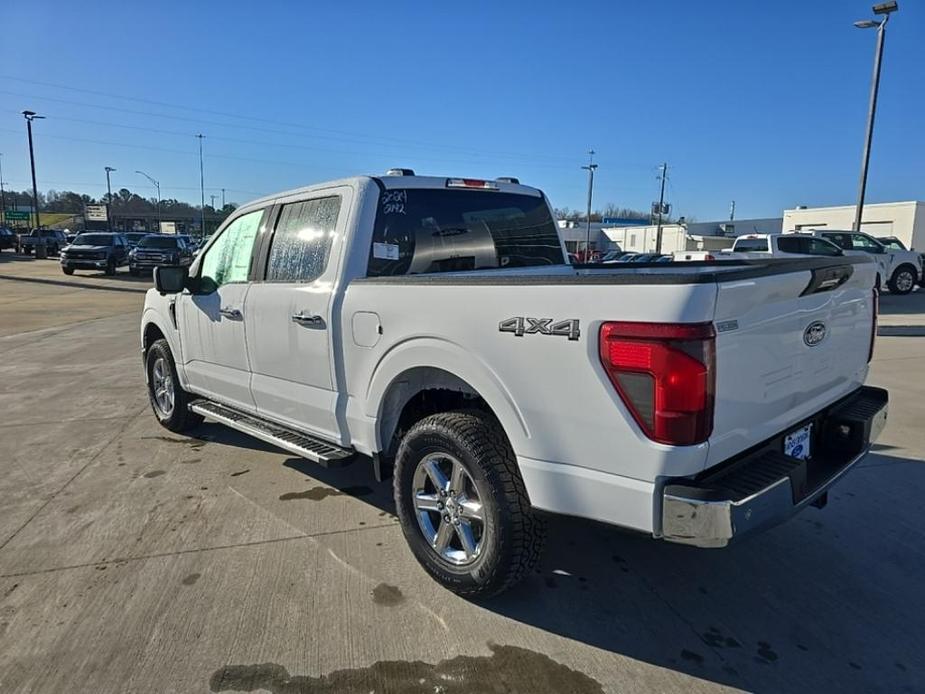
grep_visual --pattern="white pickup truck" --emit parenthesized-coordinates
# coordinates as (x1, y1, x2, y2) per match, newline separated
(140, 172, 888, 596)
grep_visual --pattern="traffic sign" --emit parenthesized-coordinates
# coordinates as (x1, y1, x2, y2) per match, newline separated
(4, 210, 29, 221)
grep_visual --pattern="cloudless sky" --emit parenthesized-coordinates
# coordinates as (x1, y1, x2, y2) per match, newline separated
(0, 0, 922, 220)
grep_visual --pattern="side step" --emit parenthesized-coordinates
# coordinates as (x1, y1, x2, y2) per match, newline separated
(189, 400, 355, 467)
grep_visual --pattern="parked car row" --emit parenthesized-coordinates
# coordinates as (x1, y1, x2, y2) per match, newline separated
(59, 232, 197, 276)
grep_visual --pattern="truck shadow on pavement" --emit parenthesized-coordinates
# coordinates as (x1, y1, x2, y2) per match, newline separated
(184, 424, 924, 692)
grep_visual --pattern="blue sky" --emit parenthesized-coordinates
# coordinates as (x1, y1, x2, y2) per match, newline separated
(0, 0, 922, 220)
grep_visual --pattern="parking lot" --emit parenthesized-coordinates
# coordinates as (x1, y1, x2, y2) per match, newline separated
(1, 252, 923, 693)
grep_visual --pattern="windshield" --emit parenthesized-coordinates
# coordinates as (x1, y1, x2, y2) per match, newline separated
(73, 234, 113, 246)
(879, 238, 906, 250)
(139, 236, 178, 249)
(125, 233, 147, 242)
(733, 238, 769, 252)
(367, 189, 563, 276)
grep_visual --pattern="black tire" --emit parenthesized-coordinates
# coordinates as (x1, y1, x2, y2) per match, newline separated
(62, 267, 74, 275)
(393, 410, 545, 598)
(130, 268, 140, 277)
(145, 338, 203, 433)
(105, 258, 116, 276)
(888, 264, 917, 295)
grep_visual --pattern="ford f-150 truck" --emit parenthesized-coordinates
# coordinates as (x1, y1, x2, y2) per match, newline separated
(140, 172, 888, 596)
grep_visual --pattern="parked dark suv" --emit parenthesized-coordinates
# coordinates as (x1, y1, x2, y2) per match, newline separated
(59, 232, 130, 275)
(0, 227, 17, 252)
(20, 228, 68, 255)
(129, 234, 194, 276)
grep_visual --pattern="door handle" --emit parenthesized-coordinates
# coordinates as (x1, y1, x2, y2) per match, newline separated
(220, 307, 243, 320)
(291, 311, 324, 327)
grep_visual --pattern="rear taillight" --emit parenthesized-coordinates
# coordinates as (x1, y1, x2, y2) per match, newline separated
(868, 287, 879, 363)
(599, 321, 715, 446)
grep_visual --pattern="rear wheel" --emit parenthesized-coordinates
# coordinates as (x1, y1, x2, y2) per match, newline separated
(145, 338, 203, 433)
(888, 265, 916, 295)
(393, 410, 545, 597)
(62, 267, 74, 275)
(105, 259, 116, 276)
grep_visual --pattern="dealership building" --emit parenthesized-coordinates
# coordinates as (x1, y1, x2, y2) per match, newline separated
(783, 201, 925, 250)
(603, 217, 782, 254)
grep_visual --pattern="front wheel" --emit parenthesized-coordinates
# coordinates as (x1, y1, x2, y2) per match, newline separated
(393, 410, 545, 598)
(888, 265, 917, 295)
(62, 267, 74, 275)
(145, 338, 203, 433)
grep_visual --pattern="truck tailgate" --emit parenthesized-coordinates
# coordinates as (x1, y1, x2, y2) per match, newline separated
(706, 258, 876, 467)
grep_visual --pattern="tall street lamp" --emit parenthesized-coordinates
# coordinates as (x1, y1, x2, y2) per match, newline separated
(581, 149, 598, 262)
(22, 111, 45, 229)
(0, 152, 7, 226)
(852, 0, 899, 232)
(104, 167, 116, 232)
(135, 170, 161, 232)
(197, 134, 205, 238)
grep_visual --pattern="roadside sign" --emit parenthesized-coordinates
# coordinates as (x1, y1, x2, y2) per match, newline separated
(4, 210, 29, 221)
(85, 205, 108, 222)
(159, 221, 177, 234)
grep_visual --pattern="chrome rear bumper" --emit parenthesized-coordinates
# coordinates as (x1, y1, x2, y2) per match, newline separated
(662, 386, 888, 548)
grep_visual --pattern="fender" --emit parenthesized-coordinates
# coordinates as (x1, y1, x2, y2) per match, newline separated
(141, 305, 190, 390)
(364, 336, 530, 454)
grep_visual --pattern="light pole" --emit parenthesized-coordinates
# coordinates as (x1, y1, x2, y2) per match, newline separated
(197, 134, 205, 238)
(0, 153, 6, 226)
(135, 170, 161, 232)
(221, 187, 226, 210)
(581, 149, 598, 262)
(852, 1, 898, 232)
(654, 162, 668, 254)
(22, 111, 45, 229)
(104, 167, 116, 232)
(210, 194, 217, 210)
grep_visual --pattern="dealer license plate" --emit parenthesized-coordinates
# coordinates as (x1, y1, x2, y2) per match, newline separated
(784, 424, 812, 461)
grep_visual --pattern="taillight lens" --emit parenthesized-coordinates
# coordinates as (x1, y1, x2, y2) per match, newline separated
(868, 287, 879, 363)
(599, 321, 716, 445)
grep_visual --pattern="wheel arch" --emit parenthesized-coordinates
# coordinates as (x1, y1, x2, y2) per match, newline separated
(141, 309, 187, 387)
(366, 339, 530, 461)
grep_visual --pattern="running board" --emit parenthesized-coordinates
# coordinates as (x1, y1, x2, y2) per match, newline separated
(189, 400, 355, 467)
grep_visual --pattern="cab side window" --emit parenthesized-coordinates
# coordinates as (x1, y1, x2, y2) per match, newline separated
(822, 233, 851, 250)
(266, 196, 341, 282)
(199, 209, 264, 288)
(808, 238, 841, 256)
(850, 234, 883, 252)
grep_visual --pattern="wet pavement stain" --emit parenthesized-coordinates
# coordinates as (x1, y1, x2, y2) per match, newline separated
(230, 469, 250, 477)
(279, 485, 373, 501)
(702, 627, 742, 649)
(371, 583, 404, 607)
(143, 470, 165, 478)
(182, 573, 201, 586)
(209, 643, 604, 694)
(181, 458, 201, 465)
(680, 649, 704, 665)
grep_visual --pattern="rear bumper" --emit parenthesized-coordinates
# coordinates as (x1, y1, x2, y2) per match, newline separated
(662, 385, 888, 548)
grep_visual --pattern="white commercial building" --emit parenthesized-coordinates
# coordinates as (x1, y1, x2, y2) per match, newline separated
(603, 218, 782, 254)
(783, 201, 925, 250)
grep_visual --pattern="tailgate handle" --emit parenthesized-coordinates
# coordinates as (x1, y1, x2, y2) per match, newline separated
(801, 265, 854, 296)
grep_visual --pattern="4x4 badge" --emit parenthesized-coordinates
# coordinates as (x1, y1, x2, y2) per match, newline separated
(499, 317, 580, 341)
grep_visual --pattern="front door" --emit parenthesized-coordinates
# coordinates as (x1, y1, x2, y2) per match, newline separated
(177, 208, 265, 412)
(245, 191, 349, 442)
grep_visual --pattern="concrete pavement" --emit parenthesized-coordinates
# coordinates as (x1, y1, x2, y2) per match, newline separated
(1, 253, 923, 693)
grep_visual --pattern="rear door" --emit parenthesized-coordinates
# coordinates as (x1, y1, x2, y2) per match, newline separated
(176, 208, 266, 411)
(244, 188, 351, 442)
(707, 258, 876, 466)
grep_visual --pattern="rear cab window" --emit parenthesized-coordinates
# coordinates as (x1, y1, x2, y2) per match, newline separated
(366, 186, 563, 277)
(732, 237, 769, 252)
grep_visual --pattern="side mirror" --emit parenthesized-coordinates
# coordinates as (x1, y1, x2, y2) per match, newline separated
(154, 265, 189, 294)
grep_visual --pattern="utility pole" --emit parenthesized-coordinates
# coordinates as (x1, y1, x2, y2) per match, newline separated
(197, 134, 205, 238)
(221, 187, 226, 209)
(852, 2, 897, 232)
(104, 167, 116, 232)
(729, 200, 736, 221)
(22, 111, 45, 229)
(581, 149, 598, 262)
(0, 153, 6, 226)
(654, 162, 668, 254)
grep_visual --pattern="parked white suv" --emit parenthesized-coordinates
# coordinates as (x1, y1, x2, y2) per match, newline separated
(140, 172, 888, 596)
(794, 229, 922, 294)
(729, 233, 843, 258)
